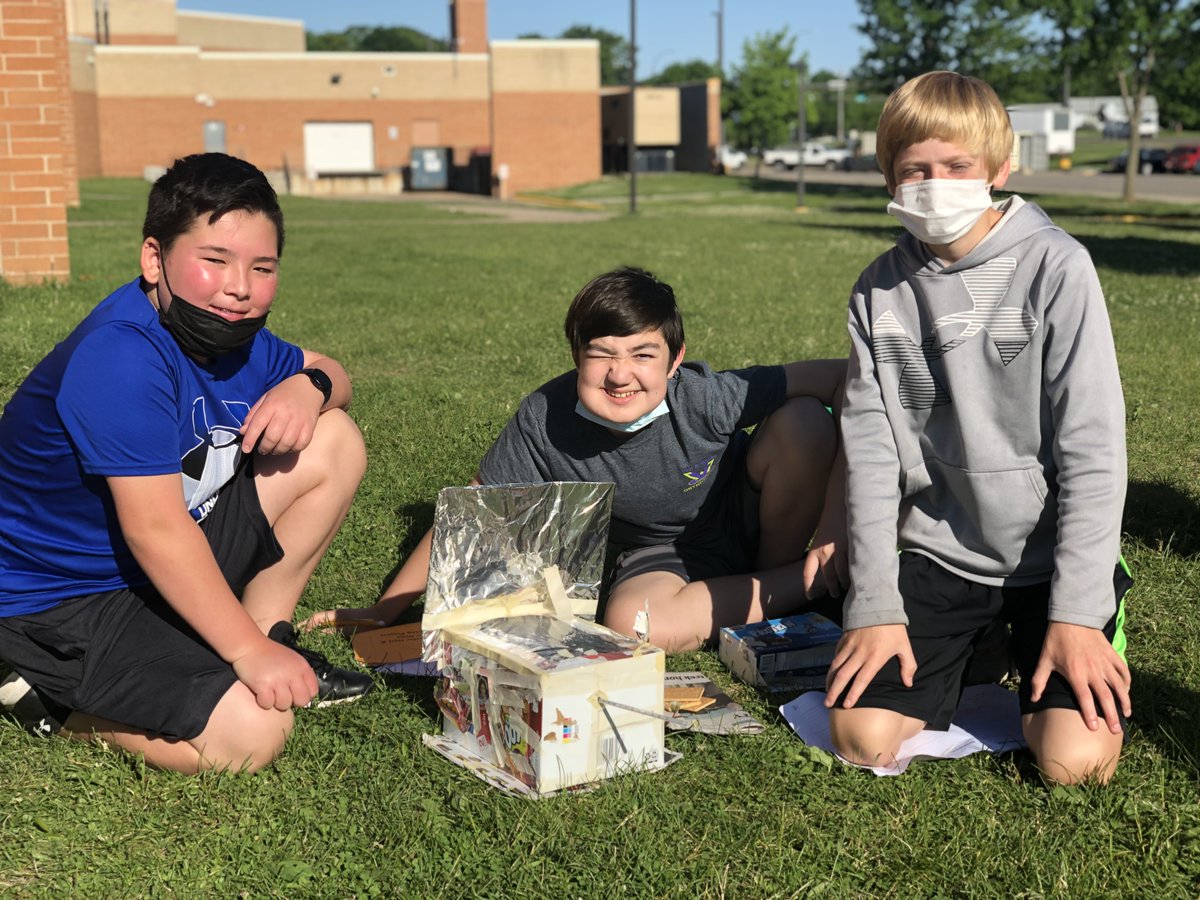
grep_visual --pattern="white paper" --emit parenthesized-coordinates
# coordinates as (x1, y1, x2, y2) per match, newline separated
(779, 683, 1028, 776)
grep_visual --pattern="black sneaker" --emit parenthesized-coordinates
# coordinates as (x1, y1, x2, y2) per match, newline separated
(0, 671, 68, 736)
(268, 622, 375, 707)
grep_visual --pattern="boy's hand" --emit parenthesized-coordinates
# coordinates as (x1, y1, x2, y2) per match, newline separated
(299, 606, 390, 634)
(231, 638, 320, 711)
(239, 375, 324, 455)
(1030, 621, 1130, 734)
(824, 624, 915, 708)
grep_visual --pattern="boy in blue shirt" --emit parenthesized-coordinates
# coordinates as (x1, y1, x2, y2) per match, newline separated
(0, 153, 372, 773)
(307, 267, 847, 652)
(826, 72, 1130, 784)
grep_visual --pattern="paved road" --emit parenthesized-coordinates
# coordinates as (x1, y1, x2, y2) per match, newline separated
(744, 165, 1200, 205)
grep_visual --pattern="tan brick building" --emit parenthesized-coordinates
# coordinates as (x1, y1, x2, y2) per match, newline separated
(64, 0, 601, 197)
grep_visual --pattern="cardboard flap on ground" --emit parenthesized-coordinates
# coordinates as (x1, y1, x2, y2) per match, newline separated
(352, 622, 422, 667)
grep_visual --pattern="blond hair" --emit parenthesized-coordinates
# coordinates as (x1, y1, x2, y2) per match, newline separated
(875, 71, 1012, 192)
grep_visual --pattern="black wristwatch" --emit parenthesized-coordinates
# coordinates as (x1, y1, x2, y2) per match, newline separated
(300, 367, 333, 405)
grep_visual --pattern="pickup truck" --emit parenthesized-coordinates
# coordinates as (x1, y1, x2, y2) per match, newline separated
(762, 141, 852, 170)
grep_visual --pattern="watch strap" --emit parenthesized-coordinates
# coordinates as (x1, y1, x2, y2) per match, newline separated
(300, 367, 333, 405)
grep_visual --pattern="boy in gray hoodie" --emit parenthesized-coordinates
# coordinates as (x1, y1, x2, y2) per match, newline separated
(824, 71, 1130, 785)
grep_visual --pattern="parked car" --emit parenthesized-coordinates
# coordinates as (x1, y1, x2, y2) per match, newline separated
(762, 141, 852, 170)
(1108, 147, 1169, 175)
(839, 153, 880, 173)
(1165, 143, 1200, 173)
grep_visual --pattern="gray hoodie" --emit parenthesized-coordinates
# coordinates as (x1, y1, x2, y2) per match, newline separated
(842, 198, 1126, 632)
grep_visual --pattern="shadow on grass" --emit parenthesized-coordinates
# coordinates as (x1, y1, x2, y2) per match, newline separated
(742, 177, 884, 202)
(1129, 667, 1200, 777)
(377, 500, 437, 601)
(773, 217, 1200, 278)
(1124, 480, 1200, 558)
(1074, 234, 1200, 277)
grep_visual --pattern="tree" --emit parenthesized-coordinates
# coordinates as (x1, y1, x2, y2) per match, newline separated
(643, 59, 720, 86)
(560, 25, 631, 86)
(1154, 15, 1200, 130)
(1082, 0, 1194, 200)
(725, 29, 800, 176)
(306, 25, 447, 53)
(851, 0, 1041, 99)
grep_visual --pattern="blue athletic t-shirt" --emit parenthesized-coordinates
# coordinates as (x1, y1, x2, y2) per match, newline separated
(0, 278, 303, 615)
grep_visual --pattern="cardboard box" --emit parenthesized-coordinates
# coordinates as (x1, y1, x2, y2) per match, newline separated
(422, 483, 671, 797)
(719, 613, 842, 692)
(432, 613, 666, 796)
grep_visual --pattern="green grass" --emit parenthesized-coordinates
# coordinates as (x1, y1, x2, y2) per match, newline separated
(2, 174, 1199, 896)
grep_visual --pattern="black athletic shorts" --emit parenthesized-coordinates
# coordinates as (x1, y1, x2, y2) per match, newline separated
(608, 430, 760, 590)
(832, 552, 1132, 731)
(0, 456, 283, 740)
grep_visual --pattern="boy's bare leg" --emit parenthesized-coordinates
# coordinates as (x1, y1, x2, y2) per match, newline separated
(603, 397, 837, 652)
(827, 706, 926, 768)
(604, 560, 821, 652)
(747, 396, 837, 569)
(60, 682, 293, 774)
(241, 409, 367, 632)
(1023, 708, 1122, 785)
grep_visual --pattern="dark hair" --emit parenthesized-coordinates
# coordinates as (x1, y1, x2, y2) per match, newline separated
(564, 267, 685, 363)
(142, 153, 285, 256)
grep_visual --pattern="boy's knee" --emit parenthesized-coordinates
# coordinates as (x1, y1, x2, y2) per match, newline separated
(313, 408, 367, 478)
(1025, 711, 1122, 786)
(755, 397, 836, 473)
(194, 688, 294, 773)
(828, 708, 905, 768)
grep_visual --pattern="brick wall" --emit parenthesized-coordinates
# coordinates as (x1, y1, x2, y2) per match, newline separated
(93, 96, 492, 178)
(0, 0, 74, 284)
(491, 92, 601, 194)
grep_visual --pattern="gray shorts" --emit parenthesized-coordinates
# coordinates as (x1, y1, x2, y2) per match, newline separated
(0, 457, 282, 740)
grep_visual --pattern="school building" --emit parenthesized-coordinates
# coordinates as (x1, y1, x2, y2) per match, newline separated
(0, 0, 721, 283)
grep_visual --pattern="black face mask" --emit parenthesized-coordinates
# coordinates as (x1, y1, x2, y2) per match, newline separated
(155, 249, 268, 360)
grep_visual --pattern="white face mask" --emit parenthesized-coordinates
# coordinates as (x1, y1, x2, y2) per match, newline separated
(887, 179, 993, 245)
(575, 398, 669, 434)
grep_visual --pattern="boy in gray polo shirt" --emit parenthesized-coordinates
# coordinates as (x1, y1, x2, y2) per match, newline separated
(306, 267, 846, 652)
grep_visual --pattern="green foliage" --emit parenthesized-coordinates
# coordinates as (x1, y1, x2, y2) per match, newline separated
(2, 176, 1200, 895)
(305, 25, 447, 53)
(852, 0, 1040, 95)
(726, 29, 801, 155)
(643, 58, 721, 86)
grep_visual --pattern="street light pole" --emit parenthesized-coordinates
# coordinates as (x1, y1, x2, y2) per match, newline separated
(629, 0, 637, 214)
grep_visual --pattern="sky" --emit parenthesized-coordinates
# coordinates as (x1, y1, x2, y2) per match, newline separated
(175, 1, 869, 79)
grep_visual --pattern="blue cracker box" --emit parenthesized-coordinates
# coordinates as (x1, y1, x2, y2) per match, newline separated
(718, 613, 842, 692)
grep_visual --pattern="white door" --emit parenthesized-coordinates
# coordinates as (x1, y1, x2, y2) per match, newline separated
(303, 122, 375, 177)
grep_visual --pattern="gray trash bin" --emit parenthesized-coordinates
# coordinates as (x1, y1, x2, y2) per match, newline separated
(411, 147, 450, 190)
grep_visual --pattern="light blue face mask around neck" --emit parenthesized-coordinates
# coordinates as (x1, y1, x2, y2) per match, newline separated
(574, 398, 669, 433)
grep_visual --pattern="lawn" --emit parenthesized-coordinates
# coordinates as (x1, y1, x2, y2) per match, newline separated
(1, 173, 1198, 897)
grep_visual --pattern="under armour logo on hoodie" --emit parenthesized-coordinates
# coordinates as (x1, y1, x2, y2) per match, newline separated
(871, 257, 1038, 409)
(933, 258, 1038, 363)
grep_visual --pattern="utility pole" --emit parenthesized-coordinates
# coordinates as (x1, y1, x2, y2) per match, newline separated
(629, 0, 637, 214)
(715, 0, 724, 154)
(795, 63, 806, 210)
